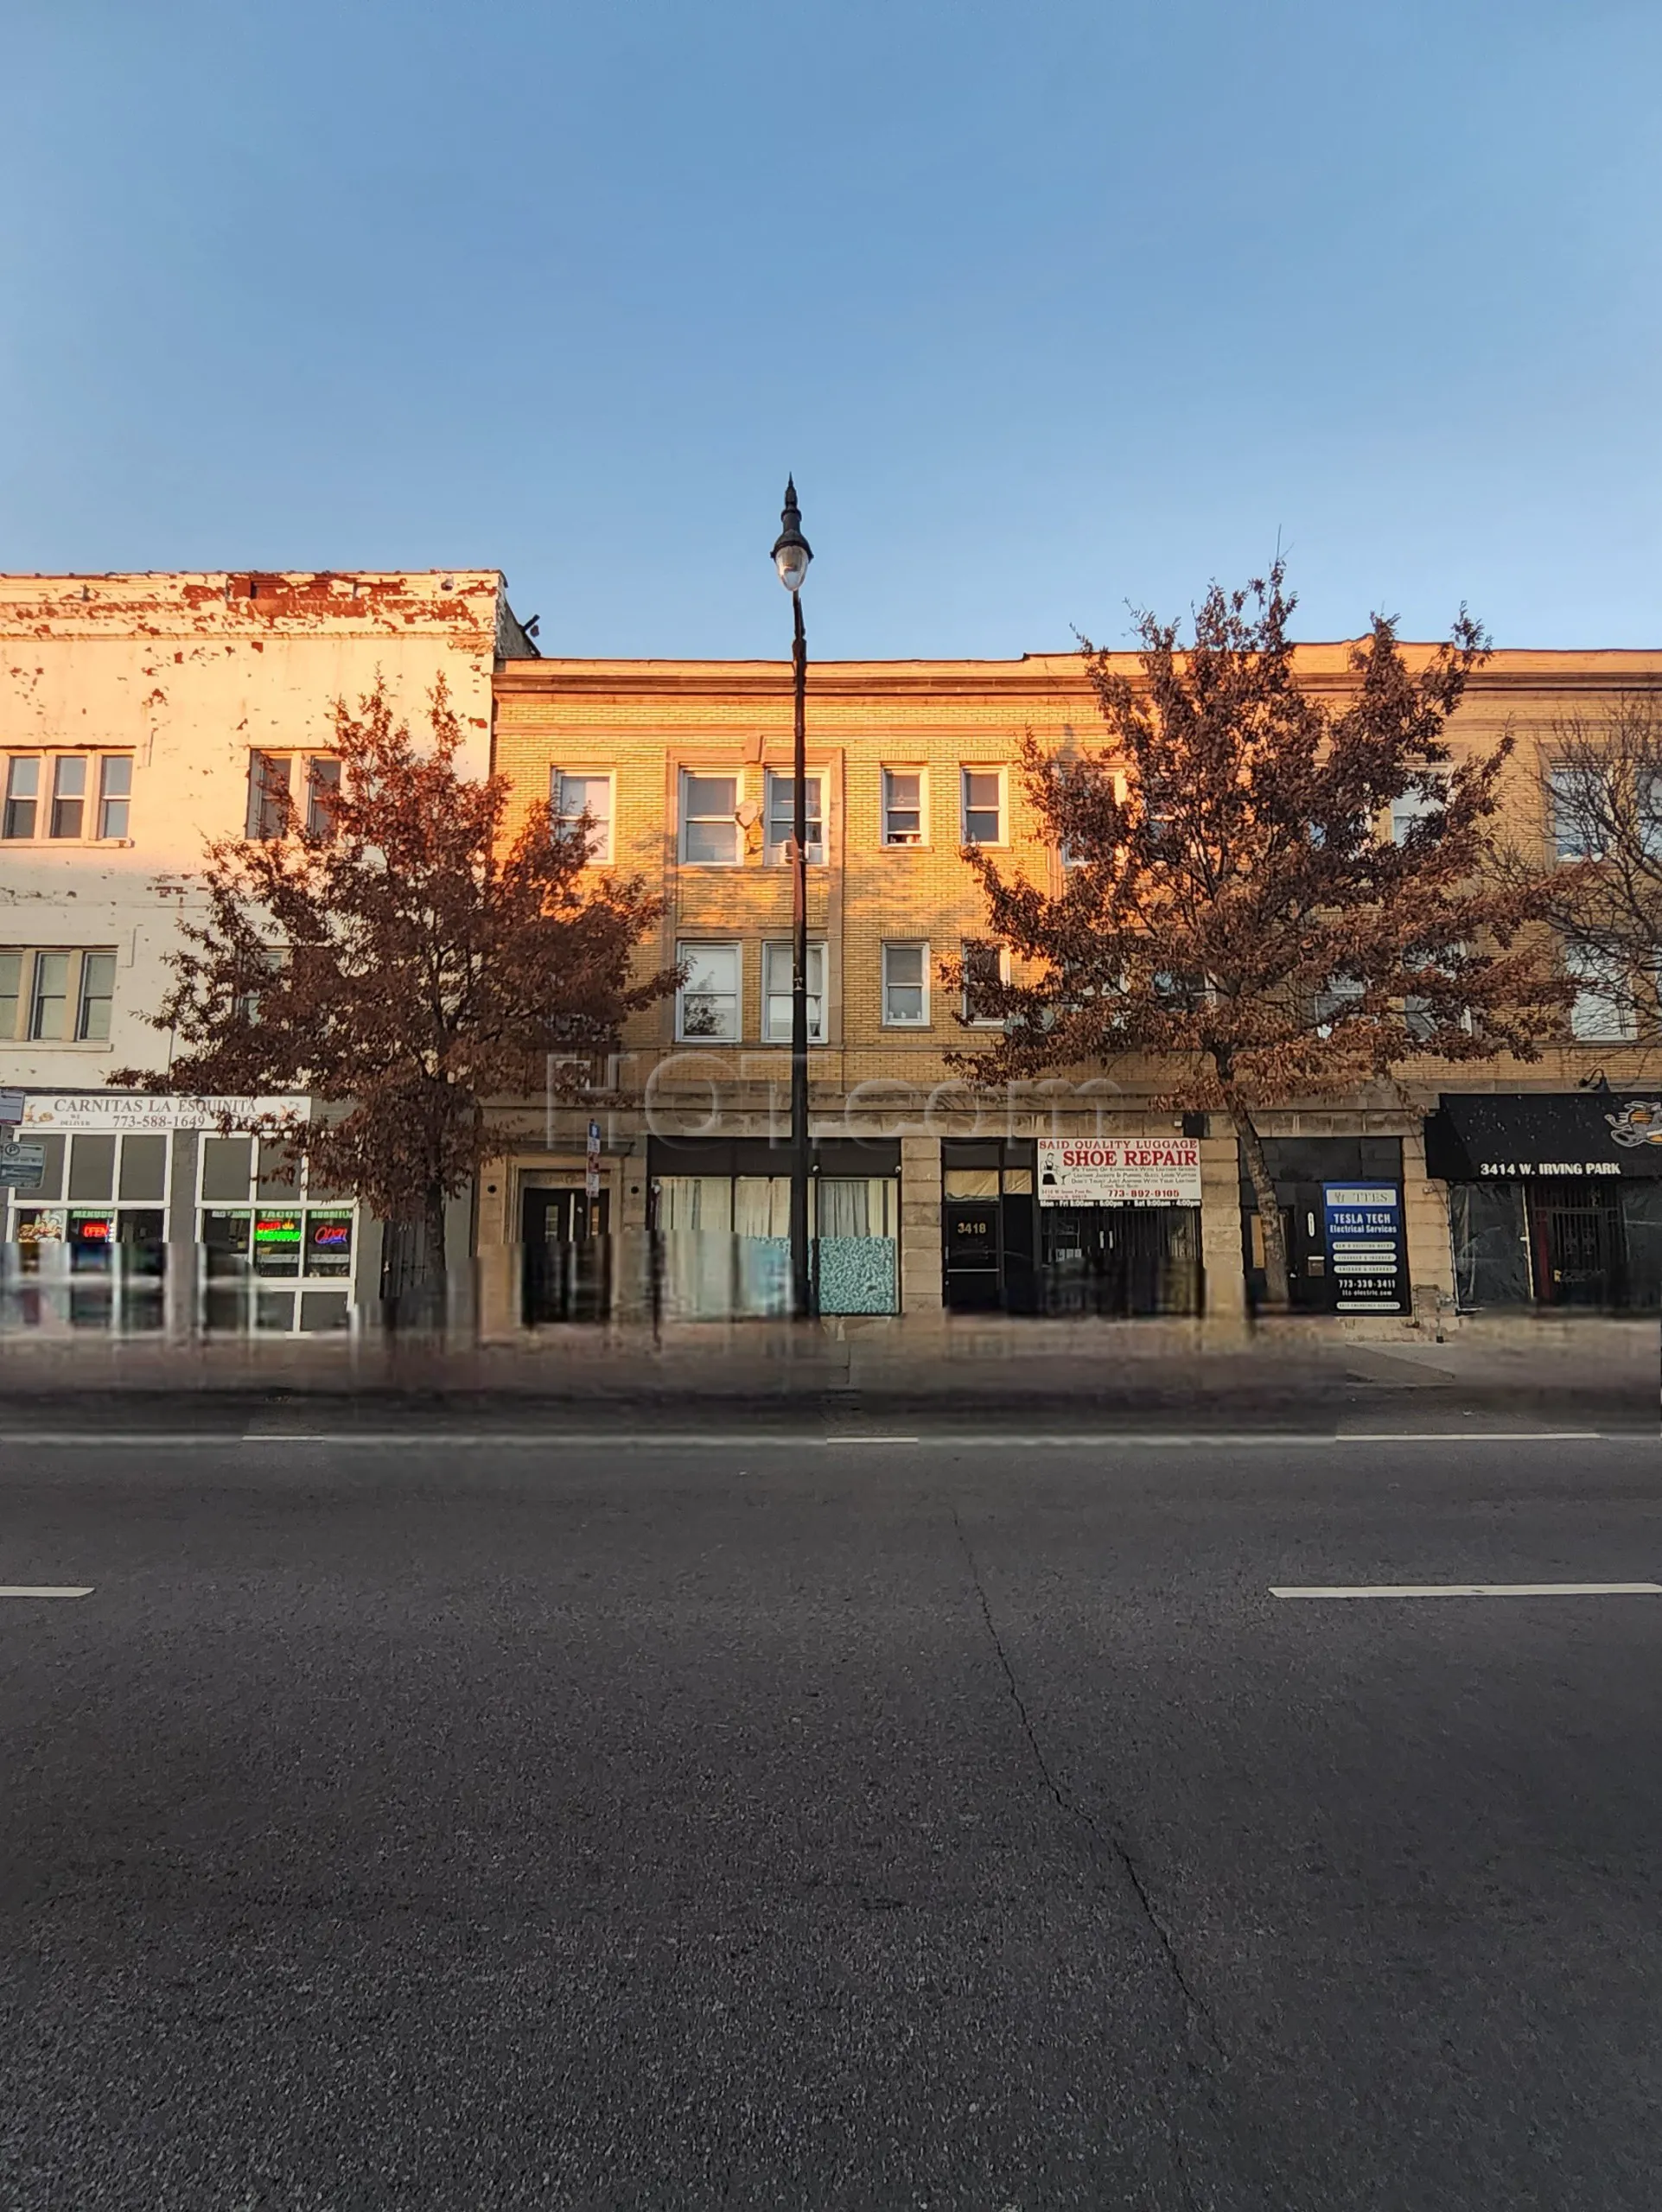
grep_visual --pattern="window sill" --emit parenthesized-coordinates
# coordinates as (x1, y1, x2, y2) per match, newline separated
(18, 1040, 114, 1052)
(0, 837, 136, 851)
(881, 842, 933, 853)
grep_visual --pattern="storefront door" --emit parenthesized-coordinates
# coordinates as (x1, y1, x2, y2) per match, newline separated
(523, 1188, 611, 1324)
(943, 1199, 1002, 1311)
(1528, 1181, 1623, 1307)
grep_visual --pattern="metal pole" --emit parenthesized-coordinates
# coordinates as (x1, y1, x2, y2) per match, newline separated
(789, 588, 813, 1321)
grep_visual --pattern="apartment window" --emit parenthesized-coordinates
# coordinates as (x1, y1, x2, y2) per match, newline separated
(3, 757, 39, 839)
(764, 772, 824, 865)
(75, 952, 117, 1042)
(882, 768, 926, 847)
(762, 941, 825, 1041)
(248, 753, 339, 840)
(1313, 976, 1366, 1037)
(962, 939, 1008, 1025)
(0, 947, 115, 1043)
(29, 953, 69, 1039)
(961, 768, 1005, 846)
(551, 771, 614, 861)
(676, 942, 742, 1040)
(304, 757, 341, 835)
(1566, 946, 1636, 1041)
(1640, 773, 1662, 861)
(1549, 765, 1606, 861)
(680, 772, 742, 866)
(1, 753, 133, 842)
(882, 941, 929, 1027)
(50, 756, 86, 838)
(98, 754, 132, 839)
(1390, 773, 1447, 843)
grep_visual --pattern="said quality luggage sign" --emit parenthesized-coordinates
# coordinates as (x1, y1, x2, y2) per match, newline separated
(1036, 1137, 1202, 1208)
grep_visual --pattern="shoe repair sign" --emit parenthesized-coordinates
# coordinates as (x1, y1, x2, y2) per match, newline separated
(1037, 1137, 1202, 1207)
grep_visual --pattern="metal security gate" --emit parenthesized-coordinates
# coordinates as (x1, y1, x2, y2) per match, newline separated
(1526, 1180, 1624, 1307)
(1041, 1206, 1201, 1317)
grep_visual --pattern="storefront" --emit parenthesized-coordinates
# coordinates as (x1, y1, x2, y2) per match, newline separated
(942, 1135, 1203, 1316)
(1238, 1135, 1410, 1315)
(1424, 1092, 1662, 1312)
(0, 1094, 363, 1335)
(640, 1135, 901, 1321)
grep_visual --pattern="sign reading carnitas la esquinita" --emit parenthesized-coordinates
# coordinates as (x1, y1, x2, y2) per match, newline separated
(1036, 1137, 1202, 1208)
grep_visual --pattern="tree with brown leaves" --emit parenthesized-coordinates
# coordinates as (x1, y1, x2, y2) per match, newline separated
(954, 564, 1567, 1310)
(1493, 695, 1662, 1043)
(112, 680, 674, 1313)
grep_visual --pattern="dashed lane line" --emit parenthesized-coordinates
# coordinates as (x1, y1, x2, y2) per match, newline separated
(1272, 1581, 1662, 1599)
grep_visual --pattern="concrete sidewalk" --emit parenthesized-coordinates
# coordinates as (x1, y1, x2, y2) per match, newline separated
(0, 1313, 1654, 1427)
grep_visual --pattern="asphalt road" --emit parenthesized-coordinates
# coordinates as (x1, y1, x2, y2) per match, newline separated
(3, 1423, 1660, 2210)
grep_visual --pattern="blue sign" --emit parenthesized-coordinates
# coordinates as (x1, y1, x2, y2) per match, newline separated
(1322, 1183, 1406, 1313)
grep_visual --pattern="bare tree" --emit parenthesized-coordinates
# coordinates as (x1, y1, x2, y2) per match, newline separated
(1495, 696, 1662, 1043)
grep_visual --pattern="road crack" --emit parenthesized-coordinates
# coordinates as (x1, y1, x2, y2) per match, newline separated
(952, 1506, 1226, 2069)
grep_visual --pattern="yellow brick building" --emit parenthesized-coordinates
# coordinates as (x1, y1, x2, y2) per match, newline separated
(477, 646, 1662, 1334)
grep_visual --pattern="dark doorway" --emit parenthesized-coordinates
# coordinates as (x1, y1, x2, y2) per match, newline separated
(1526, 1180, 1624, 1307)
(1041, 1207, 1200, 1317)
(943, 1199, 1001, 1311)
(523, 1187, 611, 1324)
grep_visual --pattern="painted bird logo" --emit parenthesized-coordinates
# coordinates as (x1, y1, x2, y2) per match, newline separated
(1606, 1100, 1662, 1147)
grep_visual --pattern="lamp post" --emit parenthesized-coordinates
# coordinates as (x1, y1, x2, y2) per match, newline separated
(771, 477, 814, 1321)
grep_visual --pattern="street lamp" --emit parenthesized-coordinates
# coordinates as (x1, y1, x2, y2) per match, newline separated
(770, 477, 814, 1322)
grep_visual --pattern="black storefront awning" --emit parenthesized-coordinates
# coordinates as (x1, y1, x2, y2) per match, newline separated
(1424, 1092, 1662, 1180)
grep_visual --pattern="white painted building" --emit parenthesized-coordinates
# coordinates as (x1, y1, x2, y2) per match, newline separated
(0, 569, 536, 1332)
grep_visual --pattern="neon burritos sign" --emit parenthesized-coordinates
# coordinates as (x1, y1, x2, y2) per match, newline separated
(1036, 1137, 1202, 1207)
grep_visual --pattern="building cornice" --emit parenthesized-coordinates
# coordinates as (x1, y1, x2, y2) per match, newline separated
(496, 645, 1662, 709)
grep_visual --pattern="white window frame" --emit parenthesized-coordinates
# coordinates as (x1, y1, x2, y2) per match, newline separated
(551, 769, 614, 863)
(882, 940, 930, 1028)
(961, 939, 1009, 1026)
(763, 772, 825, 866)
(1313, 976, 1366, 1038)
(0, 946, 118, 1045)
(1389, 771, 1449, 844)
(1548, 764, 1607, 862)
(882, 766, 928, 848)
(1565, 945, 1637, 1041)
(1, 752, 135, 846)
(678, 769, 744, 867)
(247, 751, 340, 841)
(761, 940, 826, 1041)
(1639, 772, 1662, 862)
(675, 941, 742, 1042)
(960, 766, 1007, 848)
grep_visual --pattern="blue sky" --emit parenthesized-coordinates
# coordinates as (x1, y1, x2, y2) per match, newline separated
(3, 1, 1659, 658)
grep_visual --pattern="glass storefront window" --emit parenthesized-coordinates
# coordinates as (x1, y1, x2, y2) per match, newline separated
(252, 1211, 303, 1276)
(68, 1211, 116, 1273)
(305, 1212, 353, 1275)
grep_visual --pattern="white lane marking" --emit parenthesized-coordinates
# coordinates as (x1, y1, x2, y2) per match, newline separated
(0, 1427, 1626, 1449)
(1341, 1431, 1605, 1442)
(1272, 1581, 1662, 1599)
(0, 1586, 93, 1599)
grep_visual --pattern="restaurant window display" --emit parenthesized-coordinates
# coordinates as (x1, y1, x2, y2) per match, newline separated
(0, 1098, 358, 1336)
(1427, 1093, 1662, 1312)
(198, 1135, 355, 1332)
